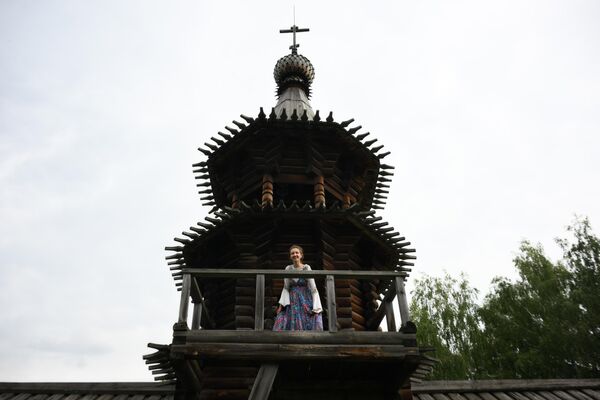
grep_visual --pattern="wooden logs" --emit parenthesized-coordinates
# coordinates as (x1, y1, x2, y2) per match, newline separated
(197, 365, 258, 400)
(248, 363, 278, 400)
(172, 342, 415, 361)
(179, 329, 416, 345)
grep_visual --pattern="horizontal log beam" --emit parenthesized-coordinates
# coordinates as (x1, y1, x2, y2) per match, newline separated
(181, 268, 407, 279)
(171, 342, 419, 361)
(175, 330, 415, 345)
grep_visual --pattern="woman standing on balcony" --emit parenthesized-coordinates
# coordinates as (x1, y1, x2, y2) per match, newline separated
(273, 244, 323, 331)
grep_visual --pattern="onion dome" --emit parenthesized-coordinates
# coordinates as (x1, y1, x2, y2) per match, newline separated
(274, 53, 315, 98)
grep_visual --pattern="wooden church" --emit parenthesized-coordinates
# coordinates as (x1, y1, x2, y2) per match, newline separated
(143, 25, 434, 400)
(1, 23, 599, 400)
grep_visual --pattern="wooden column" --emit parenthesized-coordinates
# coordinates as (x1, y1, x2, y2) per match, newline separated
(384, 301, 396, 332)
(314, 175, 325, 208)
(178, 274, 191, 325)
(191, 302, 202, 330)
(255, 274, 265, 331)
(232, 192, 239, 209)
(326, 275, 338, 332)
(191, 278, 216, 329)
(395, 277, 410, 328)
(261, 174, 273, 208)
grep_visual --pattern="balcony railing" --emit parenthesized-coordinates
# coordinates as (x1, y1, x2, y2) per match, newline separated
(177, 268, 411, 333)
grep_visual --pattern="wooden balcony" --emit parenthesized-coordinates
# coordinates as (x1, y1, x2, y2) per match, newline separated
(176, 268, 412, 333)
(165, 269, 424, 400)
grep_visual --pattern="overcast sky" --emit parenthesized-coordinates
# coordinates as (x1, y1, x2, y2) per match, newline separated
(1, 0, 599, 382)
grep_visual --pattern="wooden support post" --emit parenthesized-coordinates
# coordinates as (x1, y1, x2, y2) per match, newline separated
(261, 174, 273, 208)
(190, 278, 216, 329)
(395, 277, 410, 328)
(255, 274, 265, 331)
(191, 302, 202, 330)
(384, 300, 396, 332)
(326, 275, 338, 332)
(249, 363, 278, 400)
(314, 175, 325, 208)
(178, 274, 191, 325)
(232, 192, 239, 209)
(183, 361, 203, 393)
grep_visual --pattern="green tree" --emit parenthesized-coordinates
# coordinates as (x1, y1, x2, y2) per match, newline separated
(409, 273, 482, 379)
(410, 218, 600, 379)
(558, 217, 600, 376)
(478, 241, 579, 378)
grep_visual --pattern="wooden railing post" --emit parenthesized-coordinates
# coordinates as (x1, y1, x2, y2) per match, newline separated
(190, 278, 216, 329)
(395, 277, 410, 328)
(191, 302, 202, 330)
(178, 274, 191, 325)
(384, 300, 397, 332)
(180, 268, 410, 332)
(326, 274, 338, 332)
(255, 274, 265, 331)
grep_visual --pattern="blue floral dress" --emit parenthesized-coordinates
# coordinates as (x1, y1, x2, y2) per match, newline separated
(273, 265, 323, 331)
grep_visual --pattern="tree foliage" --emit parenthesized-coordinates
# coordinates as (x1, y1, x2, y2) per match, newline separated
(409, 273, 482, 379)
(478, 241, 578, 378)
(410, 218, 600, 379)
(558, 218, 600, 375)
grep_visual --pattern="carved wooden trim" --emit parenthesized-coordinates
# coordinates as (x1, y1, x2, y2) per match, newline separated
(261, 174, 273, 208)
(314, 175, 325, 208)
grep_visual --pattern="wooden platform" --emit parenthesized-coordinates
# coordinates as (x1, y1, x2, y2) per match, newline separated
(172, 330, 417, 361)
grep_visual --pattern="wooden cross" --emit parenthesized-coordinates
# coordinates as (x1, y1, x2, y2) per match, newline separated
(279, 25, 309, 54)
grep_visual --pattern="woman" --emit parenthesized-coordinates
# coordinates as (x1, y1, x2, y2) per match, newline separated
(273, 245, 323, 331)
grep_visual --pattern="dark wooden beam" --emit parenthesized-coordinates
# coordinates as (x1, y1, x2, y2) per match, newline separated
(176, 329, 416, 345)
(248, 363, 278, 400)
(178, 274, 191, 325)
(326, 275, 338, 333)
(255, 274, 265, 331)
(395, 277, 410, 328)
(190, 277, 215, 329)
(385, 301, 397, 332)
(181, 268, 406, 279)
(191, 302, 202, 330)
(171, 342, 419, 361)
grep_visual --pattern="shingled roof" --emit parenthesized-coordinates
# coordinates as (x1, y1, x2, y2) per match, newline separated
(412, 379, 600, 400)
(0, 382, 175, 400)
(1, 379, 598, 400)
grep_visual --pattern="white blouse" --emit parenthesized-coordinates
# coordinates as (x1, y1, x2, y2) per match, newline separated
(277, 264, 323, 314)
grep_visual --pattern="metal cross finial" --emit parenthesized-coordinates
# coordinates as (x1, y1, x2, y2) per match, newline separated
(279, 24, 309, 55)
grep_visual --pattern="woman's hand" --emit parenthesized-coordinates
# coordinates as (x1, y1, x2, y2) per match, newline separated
(276, 305, 283, 314)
